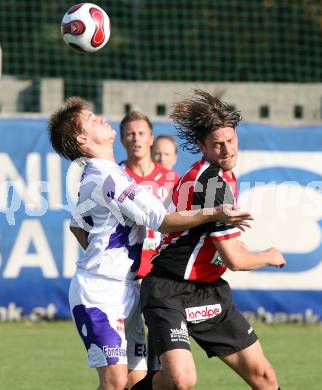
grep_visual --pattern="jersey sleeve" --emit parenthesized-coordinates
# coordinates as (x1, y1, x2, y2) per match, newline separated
(194, 165, 241, 240)
(208, 225, 241, 241)
(93, 167, 166, 231)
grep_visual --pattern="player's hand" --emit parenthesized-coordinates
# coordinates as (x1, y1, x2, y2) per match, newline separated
(216, 204, 254, 231)
(265, 247, 286, 268)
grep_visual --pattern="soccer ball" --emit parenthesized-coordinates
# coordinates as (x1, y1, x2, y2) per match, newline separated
(61, 3, 111, 53)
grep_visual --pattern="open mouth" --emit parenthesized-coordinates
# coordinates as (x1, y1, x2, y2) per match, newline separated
(132, 145, 142, 151)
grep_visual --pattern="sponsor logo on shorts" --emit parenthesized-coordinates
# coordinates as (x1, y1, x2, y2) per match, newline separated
(103, 345, 127, 358)
(185, 304, 222, 323)
(169, 321, 190, 344)
(247, 326, 254, 334)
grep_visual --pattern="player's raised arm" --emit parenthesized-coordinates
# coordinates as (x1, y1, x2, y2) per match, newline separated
(158, 205, 253, 233)
(100, 177, 254, 234)
(90, 167, 253, 235)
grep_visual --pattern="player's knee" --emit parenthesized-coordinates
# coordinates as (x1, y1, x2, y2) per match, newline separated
(171, 370, 197, 390)
(251, 362, 278, 389)
(99, 372, 128, 390)
(263, 363, 278, 388)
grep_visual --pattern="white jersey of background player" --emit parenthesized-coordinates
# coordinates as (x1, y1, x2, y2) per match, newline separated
(47, 97, 253, 390)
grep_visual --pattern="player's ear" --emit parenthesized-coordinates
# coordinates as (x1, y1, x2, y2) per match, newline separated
(76, 133, 87, 145)
(198, 141, 206, 154)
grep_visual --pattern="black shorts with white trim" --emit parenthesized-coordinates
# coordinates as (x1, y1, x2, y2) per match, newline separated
(141, 275, 258, 358)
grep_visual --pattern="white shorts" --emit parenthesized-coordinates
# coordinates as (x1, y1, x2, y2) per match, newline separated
(69, 269, 147, 370)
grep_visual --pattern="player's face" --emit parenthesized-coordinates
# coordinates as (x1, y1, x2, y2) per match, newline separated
(152, 138, 177, 170)
(121, 120, 154, 160)
(199, 127, 238, 174)
(79, 109, 116, 145)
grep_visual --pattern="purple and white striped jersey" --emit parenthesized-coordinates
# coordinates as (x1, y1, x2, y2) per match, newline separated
(71, 158, 166, 281)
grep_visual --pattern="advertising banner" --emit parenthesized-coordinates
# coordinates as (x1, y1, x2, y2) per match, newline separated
(1, 119, 321, 321)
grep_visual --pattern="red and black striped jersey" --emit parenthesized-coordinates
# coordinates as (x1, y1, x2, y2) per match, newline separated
(151, 157, 241, 283)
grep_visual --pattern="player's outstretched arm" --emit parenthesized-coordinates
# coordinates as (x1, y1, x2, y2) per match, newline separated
(158, 205, 253, 234)
(214, 238, 286, 271)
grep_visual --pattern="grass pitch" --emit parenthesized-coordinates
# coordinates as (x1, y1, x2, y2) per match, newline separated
(0, 321, 321, 389)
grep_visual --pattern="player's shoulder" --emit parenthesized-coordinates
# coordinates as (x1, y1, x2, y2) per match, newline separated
(154, 162, 171, 174)
(118, 160, 136, 182)
(82, 158, 111, 184)
(179, 158, 221, 184)
(85, 159, 133, 189)
(198, 162, 222, 183)
(87, 158, 117, 172)
(152, 163, 180, 183)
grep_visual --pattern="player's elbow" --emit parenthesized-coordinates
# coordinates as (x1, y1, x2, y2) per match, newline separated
(228, 264, 242, 272)
(226, 263, 241, 272)
(157, 215, 177, 234)
(158, 226, 167, 234)
(218, 240, 251, 271)
(223, 258, 242, 272)
(157, 221, 171, 234)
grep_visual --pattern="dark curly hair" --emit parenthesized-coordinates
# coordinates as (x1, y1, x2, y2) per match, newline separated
(170, 90, 242, 153)
(48, 96, 89, 161)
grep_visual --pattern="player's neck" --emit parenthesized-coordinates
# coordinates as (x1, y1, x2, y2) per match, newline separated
(88, 145, 115, 162)
(224, 169, 233, 179)
(125, 156, 155, 177)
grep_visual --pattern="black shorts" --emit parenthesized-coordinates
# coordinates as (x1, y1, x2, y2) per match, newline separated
(141, 275, 257, 358)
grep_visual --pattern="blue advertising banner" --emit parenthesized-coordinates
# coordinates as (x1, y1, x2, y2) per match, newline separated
(227, 123, 322, 323)
(0, 119, 321, 321)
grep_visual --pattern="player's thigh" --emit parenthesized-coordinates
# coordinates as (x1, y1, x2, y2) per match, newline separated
(143, 305, 191, 357)
(127, 369, 147, 388)
(220, 339, 274, 380)
(160, 348, 196, 382)
(143, 307, 197, 384)
(141, 276, 193, 357)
